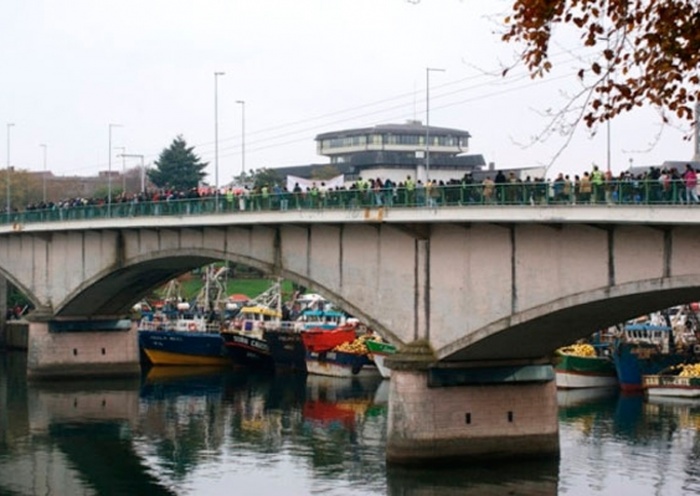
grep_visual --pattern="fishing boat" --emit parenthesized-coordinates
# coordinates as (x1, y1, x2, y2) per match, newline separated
(138, 266, 230, 367)
(304, 330, 380, 378)
(138, 318, 228, 366)
(305, 350, 379, 378)
(221, 282, 282, 370)
(643, 363, 700, 398)
(365, 339, 396, 379)
(265, 308, 350, 372)
(612, 309, 698, 392)
(554, 342, 617, 389)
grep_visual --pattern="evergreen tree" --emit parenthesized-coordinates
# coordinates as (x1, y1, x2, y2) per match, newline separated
(148, 135, 208, 190)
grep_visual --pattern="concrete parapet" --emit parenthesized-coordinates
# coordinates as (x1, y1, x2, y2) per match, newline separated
(386, 361, 559, 465)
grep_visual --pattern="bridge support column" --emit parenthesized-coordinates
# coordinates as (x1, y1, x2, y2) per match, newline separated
(26, 314, 140, 379)
(385, 341, 559, 465)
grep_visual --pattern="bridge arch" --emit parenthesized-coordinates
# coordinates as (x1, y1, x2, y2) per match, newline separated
(441, 275, 700, 362)
(53, 246, 403, 345)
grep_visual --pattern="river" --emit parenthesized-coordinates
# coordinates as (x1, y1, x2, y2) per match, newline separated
(1, 350, 700, 495)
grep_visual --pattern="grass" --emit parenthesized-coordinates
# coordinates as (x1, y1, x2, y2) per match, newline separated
(161, 277, 296, 302)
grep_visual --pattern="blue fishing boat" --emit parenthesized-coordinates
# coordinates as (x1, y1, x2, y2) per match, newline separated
(137, 266, 231, 367)
(138, 322, 229, 367)
(612, 319, 696, 392)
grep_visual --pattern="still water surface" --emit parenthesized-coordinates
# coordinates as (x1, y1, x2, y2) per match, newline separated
(2, 351, 700, 495)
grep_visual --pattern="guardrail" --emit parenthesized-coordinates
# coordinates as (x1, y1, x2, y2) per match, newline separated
(4, 179, 697, 226)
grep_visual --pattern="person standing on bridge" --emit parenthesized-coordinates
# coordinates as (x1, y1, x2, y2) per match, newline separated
(683, 163, 699, 204)
(405, 175, 416, 206)
(591, 165, 604, 204)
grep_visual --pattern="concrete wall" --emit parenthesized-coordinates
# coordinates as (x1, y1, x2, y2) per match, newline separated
(26, 321, 140, 379)
(5, 321, 28, 349)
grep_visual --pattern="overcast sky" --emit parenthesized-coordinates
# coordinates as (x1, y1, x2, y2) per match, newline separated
(1, 0, 696, 184)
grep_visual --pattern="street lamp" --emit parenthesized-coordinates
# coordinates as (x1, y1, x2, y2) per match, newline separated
(115, 146, 126, 194)
(214, 71, 225, 211)
(6, 123, 14, 220)
(108, 123, 122, 216)
(39, 143, 47, 203)
(426, 67, 445, 183)
(118, 153, 145, 193)
(236, 100, 246, 178)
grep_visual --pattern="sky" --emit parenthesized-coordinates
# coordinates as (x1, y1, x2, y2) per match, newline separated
(1, 0, 697, 184)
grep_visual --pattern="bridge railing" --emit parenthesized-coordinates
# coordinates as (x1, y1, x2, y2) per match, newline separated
(4, 179, 695, 225)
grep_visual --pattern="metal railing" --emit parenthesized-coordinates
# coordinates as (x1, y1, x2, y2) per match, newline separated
(4, 179, 698, 226)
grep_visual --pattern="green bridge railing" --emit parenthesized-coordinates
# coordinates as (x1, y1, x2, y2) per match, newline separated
(4, 179, 697, 226)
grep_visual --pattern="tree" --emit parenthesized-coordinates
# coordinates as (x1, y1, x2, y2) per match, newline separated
(502, 0, 700, 128)
(148, 136, 208, 190)
(311, 165, 341, 180)
(247, 168, 282, 190)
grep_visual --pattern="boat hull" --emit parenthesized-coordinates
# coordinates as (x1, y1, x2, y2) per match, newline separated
(613, 342, 691, 392)
(643, 374, 700, 398)
(365, 340, 396, 379)
(371, 354, 391, 379)
(554, 353, 617, 389)
(222, 331, 275, 370)
(301, 327, 356, 353)
(138, 330, 230, 366)
(305, 350, 379, 378)
(264, 329, 307, 372)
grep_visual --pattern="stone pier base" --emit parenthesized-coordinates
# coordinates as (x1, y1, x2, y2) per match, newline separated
(386, 364, 559, 465)
(26, 319, 141, 380)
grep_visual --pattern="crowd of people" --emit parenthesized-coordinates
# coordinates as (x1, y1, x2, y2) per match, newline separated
(11, 162, 700, 218)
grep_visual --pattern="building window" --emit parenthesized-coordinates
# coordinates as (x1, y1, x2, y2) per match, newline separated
(397, 134, 421, 145)
(323, 136, 367, 149)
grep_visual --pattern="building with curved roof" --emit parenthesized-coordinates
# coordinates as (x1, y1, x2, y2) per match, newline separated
(314, 120, 484, 184)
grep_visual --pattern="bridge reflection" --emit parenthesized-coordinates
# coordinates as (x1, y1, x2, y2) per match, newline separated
(42, 356, 700, 493)
(0, 356, 566, 495)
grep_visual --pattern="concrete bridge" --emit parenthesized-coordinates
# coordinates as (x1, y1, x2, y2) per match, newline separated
(3, 203, 700, 463)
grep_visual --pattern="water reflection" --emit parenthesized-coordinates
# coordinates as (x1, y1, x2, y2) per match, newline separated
(386, 460, 559, 496)
(558, 388, 700, 495)
(5, 351, 700, 495)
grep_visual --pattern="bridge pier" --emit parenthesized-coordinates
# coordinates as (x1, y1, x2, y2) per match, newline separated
(385, 341, 559, 465)
(26, 314, 141, 380)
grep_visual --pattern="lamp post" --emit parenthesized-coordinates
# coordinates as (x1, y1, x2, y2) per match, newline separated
(425, 67, 445, 183)
(6, 123, 14, 221)
(115, 146, 126, 194)
(118, 153, 145, 193)
(108, 123, 122, 217)
(39, 143, 47, 203)
(236, 100, 246, 178)
(214, 71, 225, 211)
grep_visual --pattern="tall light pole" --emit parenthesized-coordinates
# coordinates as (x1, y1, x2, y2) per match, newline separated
(115, 146, 126, 194)
(108, 123, 122, 216)
(6, 123, 14, 220)
(236, 100, 246, 178)
(214, 71, 225, 211)
(425, 67, 445, 183)
(39, 143, 47, 203)
(119, 153, 145, 193)
(605, 37, 612, 174)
